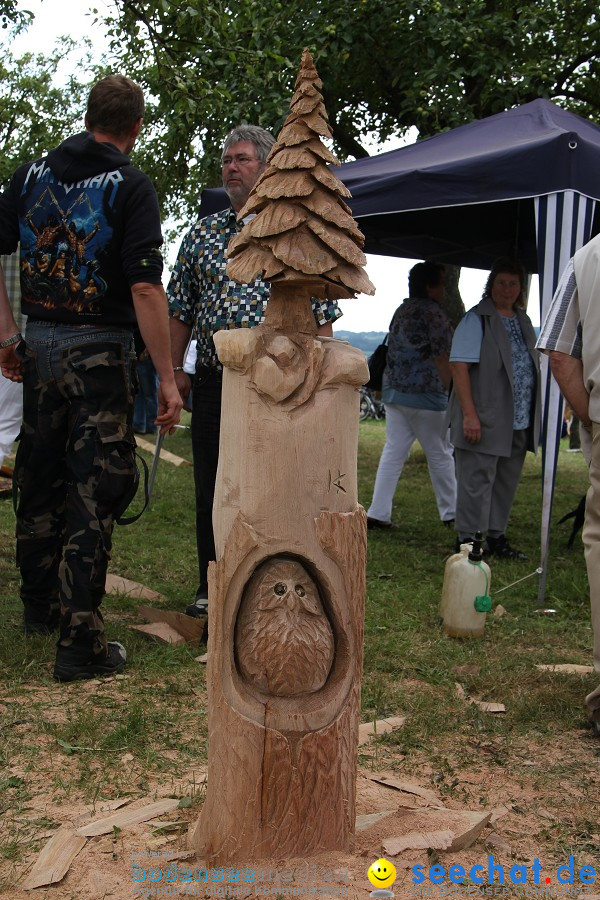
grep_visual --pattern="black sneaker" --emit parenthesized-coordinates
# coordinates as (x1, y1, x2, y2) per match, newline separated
(23, 610, 60, 636)
(185, 589, 209, 619)
(53, 641, 127, 682)
(485, 535, 527, 561)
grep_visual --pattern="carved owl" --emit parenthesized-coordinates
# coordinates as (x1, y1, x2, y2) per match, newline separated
(234, 557, 334, 697)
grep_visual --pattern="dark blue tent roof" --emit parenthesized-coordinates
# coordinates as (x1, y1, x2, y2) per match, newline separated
(337, 99, 600, 270)
(193, 100, 600, 272)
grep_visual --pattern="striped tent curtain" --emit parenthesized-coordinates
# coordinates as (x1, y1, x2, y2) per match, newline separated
(535, 192, 596, 604)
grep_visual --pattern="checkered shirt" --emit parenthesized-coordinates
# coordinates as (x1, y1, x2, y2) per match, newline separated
(536, 257, 582, 359)
(1, 249, 25, 330)
(167, 207, 342, 369)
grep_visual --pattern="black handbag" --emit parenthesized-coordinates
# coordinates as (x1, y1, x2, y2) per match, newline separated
(366, 334, 388, 390)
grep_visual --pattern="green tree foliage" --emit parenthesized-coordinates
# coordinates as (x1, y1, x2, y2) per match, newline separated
(0, 25, 92, 188)
(0, 0, 30, 30)
(100, 0, 600, 219)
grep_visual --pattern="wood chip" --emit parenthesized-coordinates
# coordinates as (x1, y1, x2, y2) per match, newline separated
(358, 716, 407, 745)
(493, 604, 507, 617)
(76, 799, 180, 837)
(23, 828, 86, 890)
(98, 798, 132, 812)
(136, 606, 205, 644)
(384, 830, 453, 855)
(536, 663, 595, 675)
(472, 699, 506, 713)
(454, 682, 467, 700)
(449, 811, 492, 850)
(195, 653, 209, 664)
(355, 810, 395, 832)
(489, 804, 513, 823)
(134, 436, 191, 467)
(105, 574, 165, 603)
(537, 807, 556, 820)
(130, 623, 186, 644)
(370, 774, 442, 807)
(382, 809, 492, 854)
(455, 682, 505, 712)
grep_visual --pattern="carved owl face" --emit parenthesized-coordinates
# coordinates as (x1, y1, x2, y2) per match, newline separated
(235, 558, 334, 697)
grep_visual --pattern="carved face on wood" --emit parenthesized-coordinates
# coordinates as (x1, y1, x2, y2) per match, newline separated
(235, 557, 334, 697)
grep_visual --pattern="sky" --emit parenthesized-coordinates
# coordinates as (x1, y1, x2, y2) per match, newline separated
(12, 0, 541, 331)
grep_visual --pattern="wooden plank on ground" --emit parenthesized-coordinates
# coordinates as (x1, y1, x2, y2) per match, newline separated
(358, 716, 406, 745)
(130, 623, 186, 644)
(105, 574, 165, 603)
(135, 436, 191, 467)
(23, 828, 86, 890)
(382, 809, 491, 858)
(536, 663, 595, 675)
(76, 799, 180, 837)
(370, 773, 443, 807)
(137, 606, 205, 644)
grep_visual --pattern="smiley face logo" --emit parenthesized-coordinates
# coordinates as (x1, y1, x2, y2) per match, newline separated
(367, 858, 397, 889)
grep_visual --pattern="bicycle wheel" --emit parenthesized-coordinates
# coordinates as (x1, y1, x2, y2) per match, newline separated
(360, 396, 371, 421)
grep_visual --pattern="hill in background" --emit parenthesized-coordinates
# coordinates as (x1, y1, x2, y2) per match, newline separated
(336, 330, 386, 355)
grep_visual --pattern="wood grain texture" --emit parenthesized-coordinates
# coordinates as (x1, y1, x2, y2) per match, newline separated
(23, 829, 86, 890)
(190, 330, 367, 865)
(231, 49, 374, 300)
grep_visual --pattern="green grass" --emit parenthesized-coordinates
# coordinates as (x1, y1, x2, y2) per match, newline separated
(0, 416, 596, 883)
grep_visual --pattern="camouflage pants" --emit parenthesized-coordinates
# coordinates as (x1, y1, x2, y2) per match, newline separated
(16, 320, 137, 657)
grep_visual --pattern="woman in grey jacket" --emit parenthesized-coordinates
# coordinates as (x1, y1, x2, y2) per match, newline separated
(448, 258, 541, 559)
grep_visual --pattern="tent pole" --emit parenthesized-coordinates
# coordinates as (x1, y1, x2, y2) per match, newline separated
(535, 192, 596, 606)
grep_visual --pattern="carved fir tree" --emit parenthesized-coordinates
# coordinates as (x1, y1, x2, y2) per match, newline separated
(190, 49, 372, 865)
(227, 47, 375, 315)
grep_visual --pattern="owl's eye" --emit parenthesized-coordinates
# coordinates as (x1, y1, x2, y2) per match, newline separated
(274, 582, 287, 595)
(295, 584, 306, 597)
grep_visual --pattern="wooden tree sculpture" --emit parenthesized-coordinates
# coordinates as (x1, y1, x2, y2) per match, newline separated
(189, 48, 375, 865)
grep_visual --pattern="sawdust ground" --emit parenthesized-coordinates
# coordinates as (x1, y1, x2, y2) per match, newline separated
(2, 727, 599, 900)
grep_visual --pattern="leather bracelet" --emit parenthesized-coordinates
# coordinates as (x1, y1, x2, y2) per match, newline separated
(0, 332, 22, 349)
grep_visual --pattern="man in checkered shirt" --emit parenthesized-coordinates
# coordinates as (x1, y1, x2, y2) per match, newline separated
(537, 232, 600, 736)
(167, 125, 343, 621)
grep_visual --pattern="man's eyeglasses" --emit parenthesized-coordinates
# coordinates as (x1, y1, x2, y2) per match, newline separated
(222, 155, 258, 167)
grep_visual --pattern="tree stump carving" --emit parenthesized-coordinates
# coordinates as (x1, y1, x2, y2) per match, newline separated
(189, 48, 373, 864)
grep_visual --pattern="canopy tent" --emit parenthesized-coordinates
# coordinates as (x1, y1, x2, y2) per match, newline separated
(195, 99, 600, 602)
(336, 99, 600, 604)
(334, 99, 600, 271)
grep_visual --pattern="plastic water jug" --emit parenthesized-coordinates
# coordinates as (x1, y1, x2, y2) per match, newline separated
(440, 533, 492, 638)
